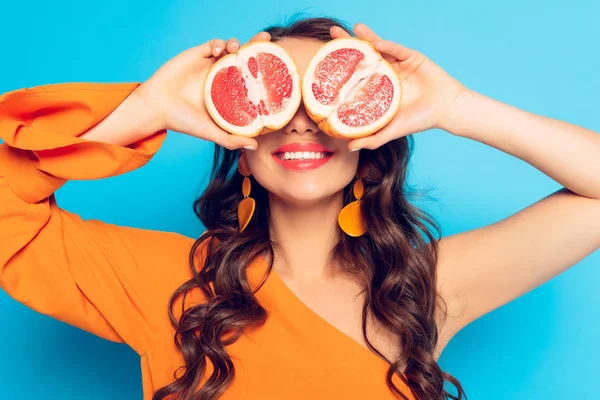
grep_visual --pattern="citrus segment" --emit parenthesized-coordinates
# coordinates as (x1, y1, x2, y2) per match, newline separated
(210, 66, 258, 127)
(311, 48, 365, 105)
(336, 73, 394, 127)
(255, 52, 294, 114)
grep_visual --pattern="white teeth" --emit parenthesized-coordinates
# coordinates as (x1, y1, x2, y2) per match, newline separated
(280, 151, 330, 160)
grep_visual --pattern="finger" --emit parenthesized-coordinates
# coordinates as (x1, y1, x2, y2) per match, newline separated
(347, 132, 391, 152)
(220, 133, 259, 151)
(169, 99, 259, 150)
(201, 125, 258, 151)
(248, 31, 271, 43)
(354, 23, 382, 43)
(374, 39, 414, 62)
(347, 120, 408, 151)
(330, 25, 352, 39)
(209, 38, 226, 57)
(201, 123, 258, 150)
(226, 38, 240, 53)
(177, 41, 213, 62)
(194, 118, 258, 150)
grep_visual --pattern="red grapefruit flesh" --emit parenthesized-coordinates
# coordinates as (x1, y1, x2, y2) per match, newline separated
(302, 38, 402, 139)
(311, 48, 365, 105)
(255, 52, 294, 114)
(204, 42, 301, 137)
(336, 73, 394, 127)
(210, 66, 258, 127)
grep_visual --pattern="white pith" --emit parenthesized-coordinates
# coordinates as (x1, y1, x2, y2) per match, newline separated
(204, 42, 301, 136)
(333, 59, 382, 109)
(302, 38, 401, 135)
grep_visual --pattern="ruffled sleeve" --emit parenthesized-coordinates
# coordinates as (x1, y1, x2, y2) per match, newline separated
(0, 82, 166, 202)
(0, 83, 194, 354)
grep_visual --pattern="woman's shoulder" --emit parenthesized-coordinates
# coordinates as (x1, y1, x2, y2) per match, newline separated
(103, 225, 206, 319)
(115, 225, 201, 280)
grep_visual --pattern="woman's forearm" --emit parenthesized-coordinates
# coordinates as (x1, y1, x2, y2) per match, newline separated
(440, 88, 600, 199)
(79, 84, 164, 147)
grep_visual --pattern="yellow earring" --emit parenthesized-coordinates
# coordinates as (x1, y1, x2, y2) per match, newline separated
(338, 166, 367, 237)
(237, 152, 255, 232)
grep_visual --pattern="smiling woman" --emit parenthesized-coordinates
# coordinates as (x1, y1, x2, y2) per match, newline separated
(1, 10, 599, 400)
(0, 17, 452, 400)
(154, 19, 461, 399)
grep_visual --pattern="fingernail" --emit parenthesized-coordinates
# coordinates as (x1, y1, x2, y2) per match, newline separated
(350, 147, 361, 152)
(233, 43, 239, 50)
(214, 46, 221, 55)
(243, 145, 256, 151)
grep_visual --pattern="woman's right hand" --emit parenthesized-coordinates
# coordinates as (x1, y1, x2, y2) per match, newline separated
(134, 32, 271, 151)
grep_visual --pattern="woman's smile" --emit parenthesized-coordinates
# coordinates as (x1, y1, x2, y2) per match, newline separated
(270, 141, 336, 171)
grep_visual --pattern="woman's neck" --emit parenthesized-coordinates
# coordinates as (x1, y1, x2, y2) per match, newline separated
(267, 192, 345, 283)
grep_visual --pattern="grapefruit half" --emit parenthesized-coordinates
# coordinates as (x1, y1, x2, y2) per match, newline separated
(302, 38, 402, 139)
(204, 41, 302, 137)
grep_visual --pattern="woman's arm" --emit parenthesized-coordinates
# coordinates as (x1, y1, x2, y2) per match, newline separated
(327, 24, 600, 356)
(78, 83, 163, 147)
(441, 88, 600, 199)
(0, 35, 267, 355)
(79, 36, 264, 151)
(433, 88, 600, 356)
(0, 83, 176, 354)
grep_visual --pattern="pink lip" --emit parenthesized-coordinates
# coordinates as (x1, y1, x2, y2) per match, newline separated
(270, 142, 335, 172)
(271, 142, 334, 154)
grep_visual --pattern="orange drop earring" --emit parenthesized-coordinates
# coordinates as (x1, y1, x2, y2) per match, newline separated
(237, 151, 255, 232)
(338, 166, 367, 237)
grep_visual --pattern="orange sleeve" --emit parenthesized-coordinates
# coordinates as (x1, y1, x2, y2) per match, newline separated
(0, 83, 194, 355)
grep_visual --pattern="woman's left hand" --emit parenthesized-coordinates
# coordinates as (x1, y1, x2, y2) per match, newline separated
(331, 23, 466, 150)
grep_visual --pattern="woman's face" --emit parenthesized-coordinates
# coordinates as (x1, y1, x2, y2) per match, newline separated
(244, 37, 359, 206)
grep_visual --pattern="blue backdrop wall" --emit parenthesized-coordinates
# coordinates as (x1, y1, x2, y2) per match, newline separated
(0, 1, 598, 398)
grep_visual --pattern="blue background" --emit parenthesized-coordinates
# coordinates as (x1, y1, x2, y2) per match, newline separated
(1, 1, 599, 399)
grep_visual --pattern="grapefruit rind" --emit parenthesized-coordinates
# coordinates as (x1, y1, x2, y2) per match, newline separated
(203, 41, 302, 137)
(302, 37, 402, 139)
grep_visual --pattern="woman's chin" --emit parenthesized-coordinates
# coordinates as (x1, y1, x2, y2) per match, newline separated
(269, 188, 339, 207)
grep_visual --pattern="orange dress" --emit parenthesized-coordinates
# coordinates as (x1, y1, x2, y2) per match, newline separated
(0, 82, 416, 400)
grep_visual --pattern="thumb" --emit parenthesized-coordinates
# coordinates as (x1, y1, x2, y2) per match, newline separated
(169, 99, 258, 150)
(346, 119, 408, 151)
(217, 132, 258, 151)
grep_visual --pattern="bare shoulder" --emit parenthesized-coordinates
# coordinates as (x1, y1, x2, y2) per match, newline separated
(430, 188, 600, 359)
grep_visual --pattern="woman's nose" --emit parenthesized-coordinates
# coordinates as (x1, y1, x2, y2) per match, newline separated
(283, 103, 320, 136)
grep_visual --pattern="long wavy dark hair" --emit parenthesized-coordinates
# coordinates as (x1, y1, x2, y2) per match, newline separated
(153, 15, 466, 400)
